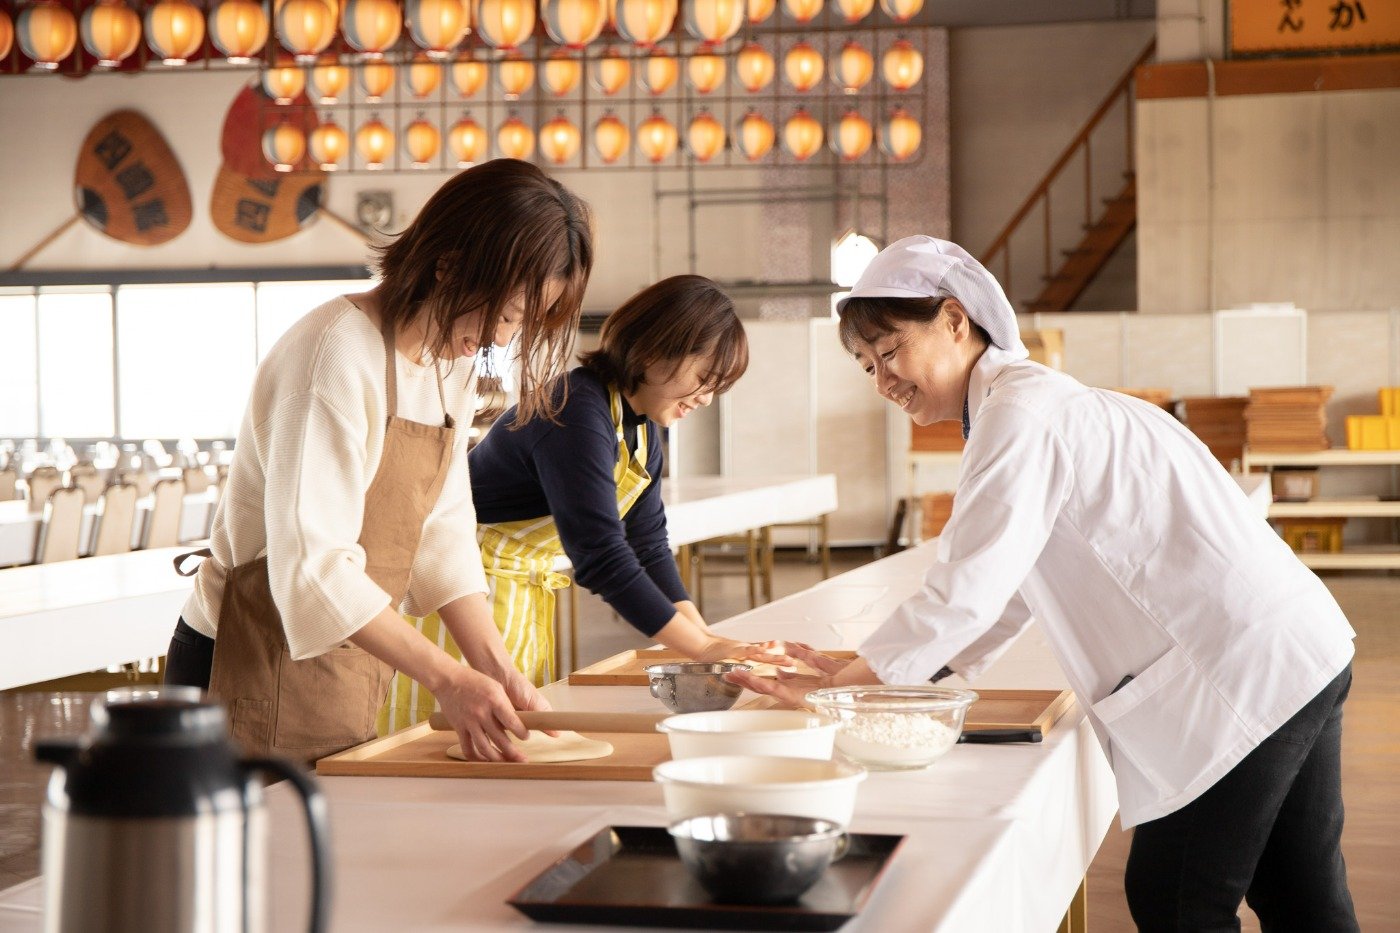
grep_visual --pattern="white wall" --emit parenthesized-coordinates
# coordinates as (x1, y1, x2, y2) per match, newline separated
(1137, 87, 1400, 315)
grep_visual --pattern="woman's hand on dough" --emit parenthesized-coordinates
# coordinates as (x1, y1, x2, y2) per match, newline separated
(436, 667, 531, 763)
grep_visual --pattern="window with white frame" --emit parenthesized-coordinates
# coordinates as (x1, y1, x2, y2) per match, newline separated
(0, 294, 39, 437)
(37, 290, 115, 438)
(256, 280, 372, 361)
(116, 283, 258, 439)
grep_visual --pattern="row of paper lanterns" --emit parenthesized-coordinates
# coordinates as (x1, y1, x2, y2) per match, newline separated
(259, 39, 922, 103)
(1, 0, 924, 71)
(263, 105, 921, 169)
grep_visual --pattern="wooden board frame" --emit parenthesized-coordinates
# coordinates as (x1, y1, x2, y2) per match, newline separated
(741, 688, 1076, 737)
(567, 648, 863, 687)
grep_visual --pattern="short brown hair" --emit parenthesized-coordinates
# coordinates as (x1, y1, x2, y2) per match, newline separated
(373, 159, 593, 424)
(838, 295, 989, 353)
(580, 275, 748, 396)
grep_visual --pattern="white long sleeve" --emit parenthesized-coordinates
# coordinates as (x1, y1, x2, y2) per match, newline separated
(182, 297, 488, 660)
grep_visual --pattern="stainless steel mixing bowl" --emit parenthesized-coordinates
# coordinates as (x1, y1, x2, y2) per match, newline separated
(668, 812, 848, 905)
(643, 662, 751, 713)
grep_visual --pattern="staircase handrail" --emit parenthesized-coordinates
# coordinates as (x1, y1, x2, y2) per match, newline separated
(981, 39, 1157, 286)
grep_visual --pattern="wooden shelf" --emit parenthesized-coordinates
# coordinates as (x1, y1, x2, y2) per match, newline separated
(1295, 547, 1400, 571)
(1243, 449, 1400, 468)
(1270, 497, 1400, 518)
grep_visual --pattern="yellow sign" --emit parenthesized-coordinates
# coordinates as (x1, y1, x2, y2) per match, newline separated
(1232, 0, 1400, 55)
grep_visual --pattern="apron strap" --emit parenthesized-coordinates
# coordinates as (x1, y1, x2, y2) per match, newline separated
(173, 548, 213, 577)
(382, 318, 455, 431)
(483, 564, 572, 590)
(608, 386, 647, 466)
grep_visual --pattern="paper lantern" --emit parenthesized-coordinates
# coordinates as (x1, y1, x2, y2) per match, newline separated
(637, 111, 678, 163)
(783, 107, 822, 161)
(309, 119, 349, 170)
(687, 51, 724, 94)
(0, 8, 14, 60)
(359, 61, 395, 101)
(209, 0, 269, 63)
(746, 0, 774, 23)
(639, 49, 677, 95)
(341, 0, 402, 59)
(262, 121, 306, 173)
(592, 46, 629, 94)
(449, 115, 488, 165)
(882, 38, 922, 90)
(540, 114, 581, 164)
(614, 0, 675, 48)
(356, 117, 394, 169)
(310, 60, 349, 103)
(145, 0, 203, 65)
(735, 42, 773, 92)
(735, 109, 774, 161)
(593, 112, 629, 163)
(496, 115, 535, 159)
(881, 106, 920, 160)
(81, 0, 141, 67)
(405, 0, 469, 60)
(275, 0, 335, 63)
(407, 54, 442, 97)
(452, 55, 488, 96)
(686, 111, 725, 163)
(832, 109, 872, 161)
(262, 58, 306, 103)
(834, 0, 872, 22)
(879, 0, 921, 22)
(477, 0, 534, 50)
(16, 1, 77, 70)
(683, 0, 742, 44)
(831, 41, 874, 95)
(543, 0, 605, 49)
(781, 0, 821, 24)
(405, 118, 441, 167)
(783, 41, 822, 92)
(542, 47, 581, 96)
(497, 51, 535, 99)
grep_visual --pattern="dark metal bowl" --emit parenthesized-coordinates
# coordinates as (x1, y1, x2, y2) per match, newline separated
(668, 812, 847, 905)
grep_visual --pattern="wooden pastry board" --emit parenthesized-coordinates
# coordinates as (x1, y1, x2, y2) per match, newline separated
(317, 722, 670, 781)
(741, 688, 1076, 737)
(567, 648, 862, 686)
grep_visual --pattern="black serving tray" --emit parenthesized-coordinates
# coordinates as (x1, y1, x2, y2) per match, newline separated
(508, 825, 905, 931)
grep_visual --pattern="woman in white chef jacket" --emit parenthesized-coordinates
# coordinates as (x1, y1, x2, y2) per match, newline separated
(732, 237, 1359, 931)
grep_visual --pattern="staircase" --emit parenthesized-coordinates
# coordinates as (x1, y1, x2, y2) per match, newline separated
(982, 41, 1155, 314)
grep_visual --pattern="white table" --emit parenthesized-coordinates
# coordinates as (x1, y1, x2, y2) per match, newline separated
(0, 539, 1116, 932)
(0, 491, 216, 567)
(0, 547, 195, 691)
(662, 474, 839, 545)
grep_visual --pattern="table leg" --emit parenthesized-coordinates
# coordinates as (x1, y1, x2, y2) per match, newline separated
(745, 530, 758, 609)
(1055, 878, 1088, 933)
(760, 526, 774, 603)
(818, 514, 831, 579)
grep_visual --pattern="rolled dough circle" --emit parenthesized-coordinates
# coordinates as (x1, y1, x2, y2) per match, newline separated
(446, 730, 614, 763)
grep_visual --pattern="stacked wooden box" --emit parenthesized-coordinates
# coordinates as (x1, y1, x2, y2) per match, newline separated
(920, 493, 956, 540)
(1112, 388, 1175, 412)
(1245, 386, 1333, 452)
(1182, 396, 1249, 467)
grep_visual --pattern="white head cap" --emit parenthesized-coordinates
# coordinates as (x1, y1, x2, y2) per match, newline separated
(836, 235, 1027, 358)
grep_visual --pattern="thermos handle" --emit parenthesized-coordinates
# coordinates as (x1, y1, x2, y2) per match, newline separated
(243, 757, 331, 933)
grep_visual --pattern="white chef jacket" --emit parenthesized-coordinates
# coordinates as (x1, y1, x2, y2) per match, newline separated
(860, 345, 1356, 828)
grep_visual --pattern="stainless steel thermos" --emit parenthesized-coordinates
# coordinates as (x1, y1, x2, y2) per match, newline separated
(34, 687, 329, 933)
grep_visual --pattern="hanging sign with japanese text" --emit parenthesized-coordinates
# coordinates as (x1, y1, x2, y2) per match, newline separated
(73, 111, 192, 247)
(1231, 0, 1400, 55)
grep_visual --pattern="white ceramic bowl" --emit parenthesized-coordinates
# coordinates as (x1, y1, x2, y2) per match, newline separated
(805, 685, 979, 771)
(657, 710, 838, 761)
(652, 755, 867, 828)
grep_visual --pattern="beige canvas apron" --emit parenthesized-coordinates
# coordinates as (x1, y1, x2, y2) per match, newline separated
(178, 320, 455, 763)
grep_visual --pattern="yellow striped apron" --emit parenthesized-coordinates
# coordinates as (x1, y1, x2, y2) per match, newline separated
(378, 386, 652, 732)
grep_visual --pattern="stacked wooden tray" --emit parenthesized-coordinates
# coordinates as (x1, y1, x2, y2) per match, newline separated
(1246, 386, 1334, 452)
(1182, 396, 1249, 467)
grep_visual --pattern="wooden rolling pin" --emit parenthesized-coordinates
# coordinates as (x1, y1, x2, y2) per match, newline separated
(427, 711, 669, 733)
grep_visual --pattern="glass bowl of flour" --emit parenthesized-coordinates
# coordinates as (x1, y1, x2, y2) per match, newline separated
(803, 686, 979, 771)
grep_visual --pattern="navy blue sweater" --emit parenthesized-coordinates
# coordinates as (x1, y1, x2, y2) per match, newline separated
(468, 368, 688, 636)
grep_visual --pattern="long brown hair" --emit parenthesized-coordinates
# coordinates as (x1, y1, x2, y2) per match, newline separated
(580, 275, 748, 395)
(372, 159, 593, 423)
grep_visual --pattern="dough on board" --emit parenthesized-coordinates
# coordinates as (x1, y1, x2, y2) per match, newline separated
(445, 730, 614, 763)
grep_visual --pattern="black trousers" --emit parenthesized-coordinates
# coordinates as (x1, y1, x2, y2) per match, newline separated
(164, 618, 215, 692)
(1125, 664, 1358, 932)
